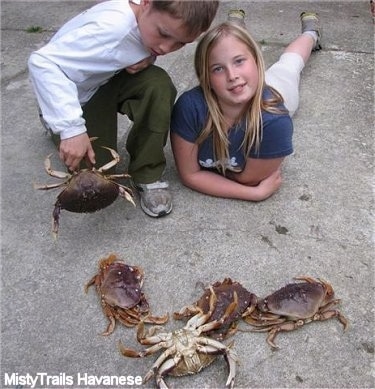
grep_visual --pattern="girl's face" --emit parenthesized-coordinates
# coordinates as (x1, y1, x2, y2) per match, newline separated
(137, 2, 197, 56)
(208, 34, 259, 114)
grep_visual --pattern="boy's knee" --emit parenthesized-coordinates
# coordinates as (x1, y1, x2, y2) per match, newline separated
(146, 66, 177, 97)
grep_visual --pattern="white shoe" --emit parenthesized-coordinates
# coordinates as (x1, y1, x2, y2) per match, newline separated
(135, 181, 172, 218)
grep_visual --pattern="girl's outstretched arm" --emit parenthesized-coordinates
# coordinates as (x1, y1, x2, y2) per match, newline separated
(171, 133, 282, 201)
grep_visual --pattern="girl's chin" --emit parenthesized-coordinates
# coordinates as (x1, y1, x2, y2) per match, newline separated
(227, 96, 251, 106)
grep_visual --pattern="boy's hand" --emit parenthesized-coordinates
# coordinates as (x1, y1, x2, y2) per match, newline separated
(126, 55, 156, 74)
(59, 133, 95, 172)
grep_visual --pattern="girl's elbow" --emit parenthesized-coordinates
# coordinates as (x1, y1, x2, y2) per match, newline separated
(180, 175, 194, 189)
(177, 170, 197, 190)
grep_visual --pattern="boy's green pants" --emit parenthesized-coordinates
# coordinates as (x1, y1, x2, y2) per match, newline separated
(53, 65, 177, 184)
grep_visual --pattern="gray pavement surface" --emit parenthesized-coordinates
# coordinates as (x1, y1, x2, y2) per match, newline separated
(1, 1, 374, 388)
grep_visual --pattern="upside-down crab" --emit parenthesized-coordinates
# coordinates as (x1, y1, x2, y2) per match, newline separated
(119, 288, 238, 388)
(85, 254, 168, 336)
(34, 144, 135, 238)
(244, 275, 349, 349)
(174, 278, 257, 340)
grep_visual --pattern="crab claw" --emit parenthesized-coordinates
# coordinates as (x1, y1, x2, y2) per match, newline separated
(119, 186, 136, 207)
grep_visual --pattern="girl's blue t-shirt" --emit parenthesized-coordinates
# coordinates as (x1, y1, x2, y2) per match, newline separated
(170, 86, 293, 172)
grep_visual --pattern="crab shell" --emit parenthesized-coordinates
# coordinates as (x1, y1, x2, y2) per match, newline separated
(85, 254, 168, 335)
(92, 254, 144, 309)
(196, 279, 257, 324)
(257, 277, 335, 319)
(55, 170, 122, 213)
(244, 276, 349, 349)
(174, 278, 257, 339)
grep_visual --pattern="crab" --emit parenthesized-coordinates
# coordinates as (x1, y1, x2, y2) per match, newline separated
(173, 278, 257, 340)
(34, 145, 135, 238)
(244, 275, 349, 349)
(85, 254, 168, 336)
(118, 288, 238, 388)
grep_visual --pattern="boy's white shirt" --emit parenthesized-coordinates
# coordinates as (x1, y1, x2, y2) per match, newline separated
(28, 0, 149, 140)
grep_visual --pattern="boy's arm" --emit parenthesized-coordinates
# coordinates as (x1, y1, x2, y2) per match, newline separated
(28, 50, 87, 140)
(126, 55, 156, 74)
(28, 51, 93, 171)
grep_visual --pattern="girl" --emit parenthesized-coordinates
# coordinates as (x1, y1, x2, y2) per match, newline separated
(170, 12, 321, 201)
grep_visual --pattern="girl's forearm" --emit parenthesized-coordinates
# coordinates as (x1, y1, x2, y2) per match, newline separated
(180, 170, 280, 202)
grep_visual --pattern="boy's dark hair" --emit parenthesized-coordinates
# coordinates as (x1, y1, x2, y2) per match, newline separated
(151, 1, 219, 36)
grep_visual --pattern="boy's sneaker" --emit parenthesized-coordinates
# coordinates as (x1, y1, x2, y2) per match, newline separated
(227, 9, 246, 28)
(300, 12, 322, 51)
(135, 181, 172, 218)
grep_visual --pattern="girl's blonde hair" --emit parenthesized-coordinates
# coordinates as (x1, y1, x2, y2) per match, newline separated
(194, 22, 285, 174)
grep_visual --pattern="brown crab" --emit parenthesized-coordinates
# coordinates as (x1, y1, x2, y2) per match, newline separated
(173, 278, 257, 340)
(85, 254, 168, 336)
(119, 288, 238, 388)
(244, 275, 349, 349)
(34, 145, 135, 238)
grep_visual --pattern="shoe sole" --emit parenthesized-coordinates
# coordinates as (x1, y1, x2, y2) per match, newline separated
(140, 198, 172, 218)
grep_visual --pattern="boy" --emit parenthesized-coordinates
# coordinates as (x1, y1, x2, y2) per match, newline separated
(28, 0, 219, 217)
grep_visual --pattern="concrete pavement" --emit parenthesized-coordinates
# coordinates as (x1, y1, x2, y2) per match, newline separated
(1, 1, 374, 388)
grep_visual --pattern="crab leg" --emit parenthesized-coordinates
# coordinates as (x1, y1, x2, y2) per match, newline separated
(143, 347, 179, 385)
(294, 275, 334, 297)
(313, 308, 349, 330)
(106, 173, 131, 179)
(97, 146, 120, 172)
(224, 346, 237, 389)
(154, 357, 179, 389)
(34, 182, 66, 190)
(135, 321, 171, 345)
(117, 309, 142, 324)
(264, 319, 305, 349)
(138, 324, 166, 339)
(118, 185, 136, 207)
(244, 312, 287, 327)
(84, 276, 97, 293)
(197, 291, 238, 334)
(118, 338, 170, 359)
(43, 154, 72, 179)
(173, 305, 201, 320)
(241, 294, 258, 317)
(143, 314, 169, 325)
(195, 338, 237, 389)
(185, 284, 226, 330)
(101, 315, 116, 336)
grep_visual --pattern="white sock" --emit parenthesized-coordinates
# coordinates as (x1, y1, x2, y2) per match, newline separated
(303, 31, 318, 45)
